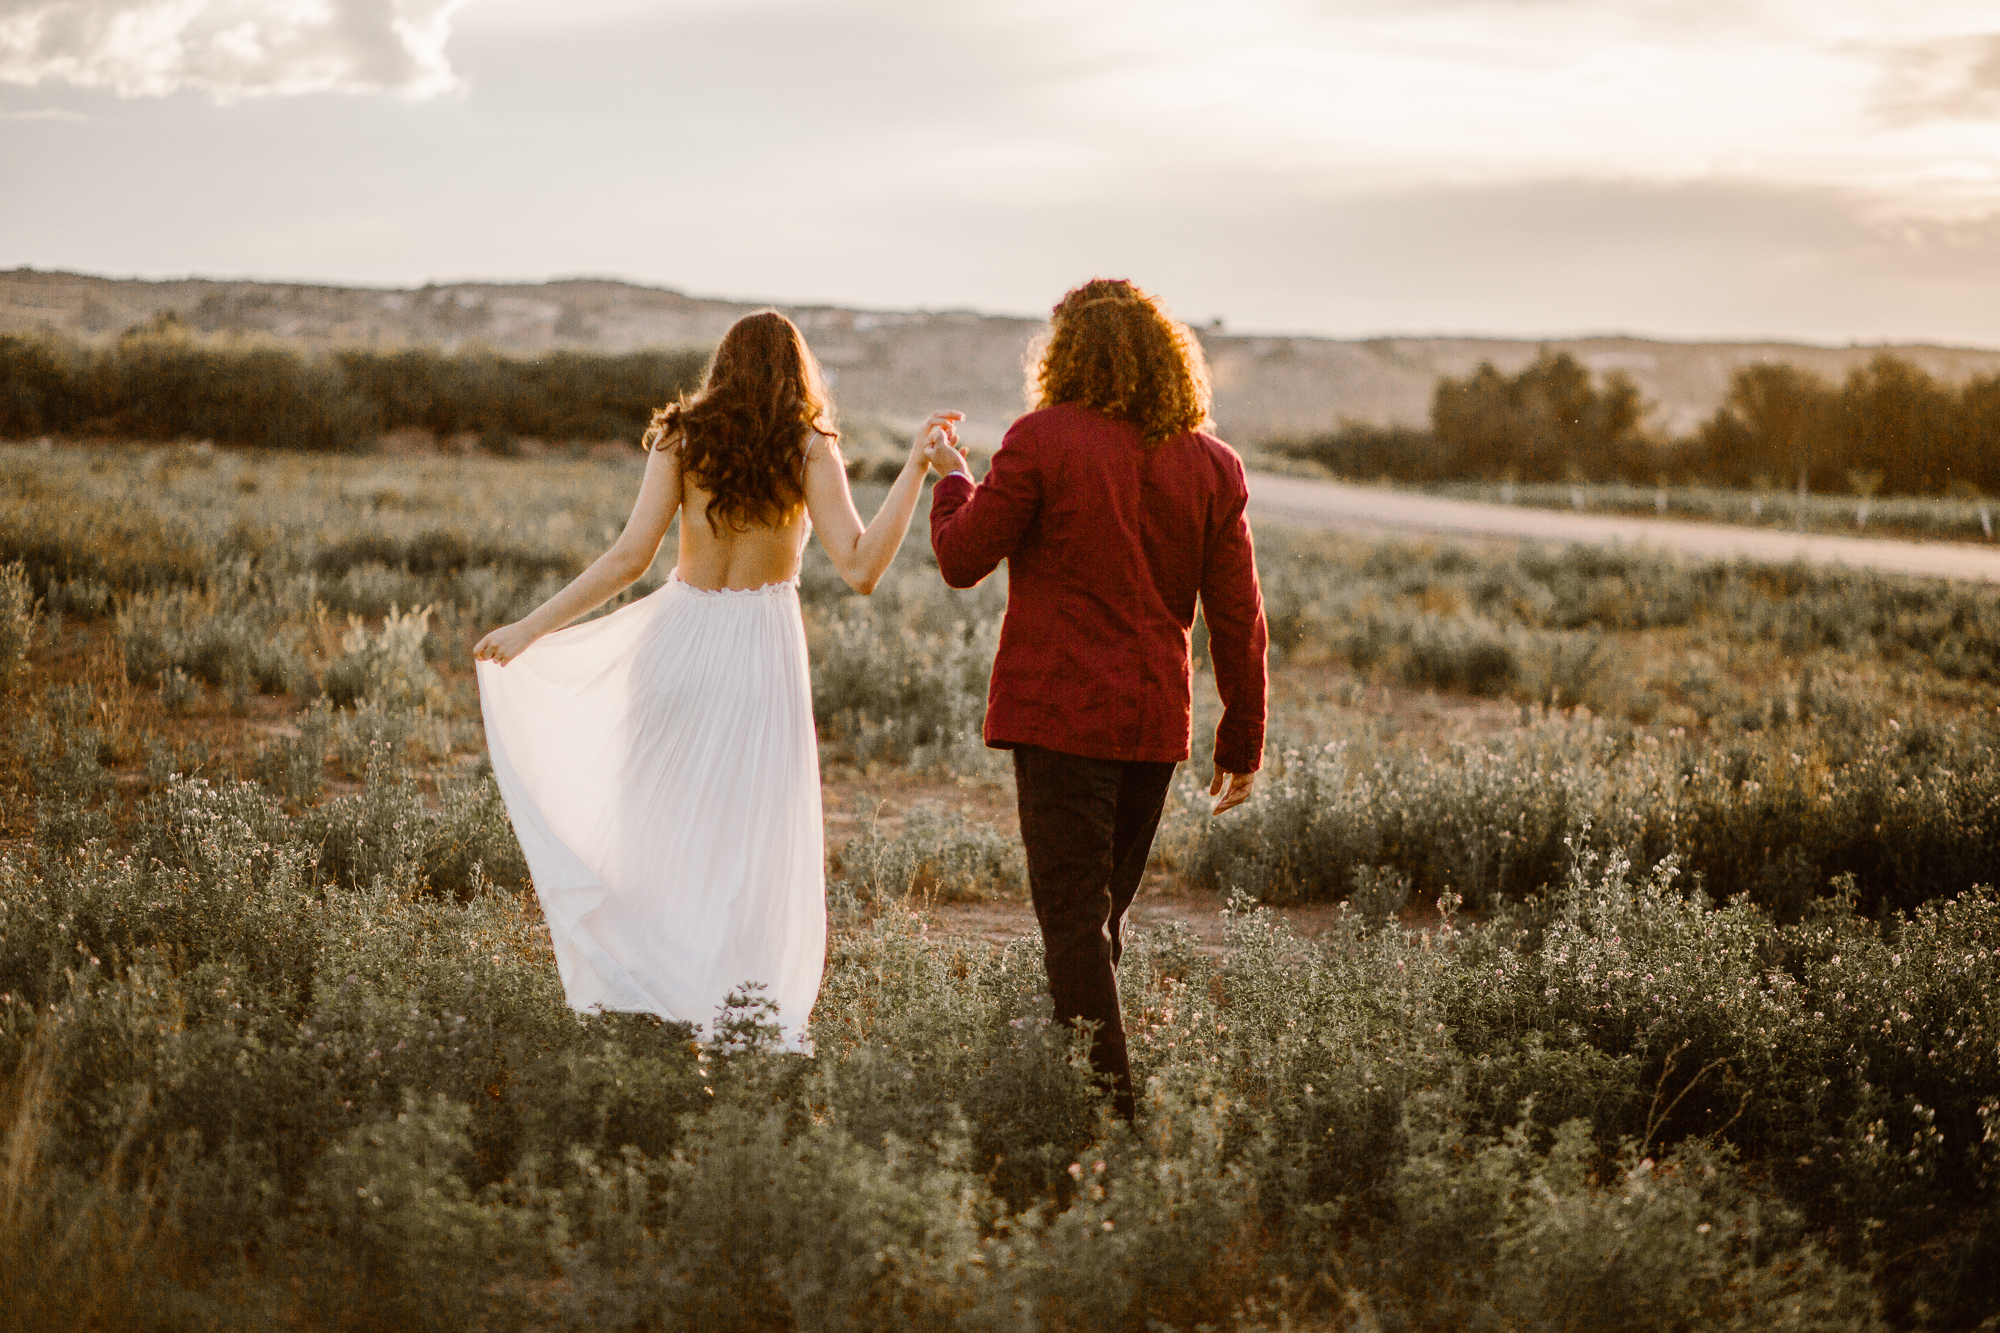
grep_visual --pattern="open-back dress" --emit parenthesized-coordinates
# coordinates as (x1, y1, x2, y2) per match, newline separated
(475, 562, 824, 1049)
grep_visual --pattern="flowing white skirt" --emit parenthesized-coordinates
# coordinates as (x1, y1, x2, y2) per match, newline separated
(475, 571, 825, 1048)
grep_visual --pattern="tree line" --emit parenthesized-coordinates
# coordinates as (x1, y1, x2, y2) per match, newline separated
(0, 314, 710, 451)
(1277, 348, 2000, 497)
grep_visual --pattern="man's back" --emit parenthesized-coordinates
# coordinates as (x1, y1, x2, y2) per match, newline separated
(929, 402, 1266, 774)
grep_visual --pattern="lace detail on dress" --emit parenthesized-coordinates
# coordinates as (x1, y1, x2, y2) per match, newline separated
(668, 568, 800, 598)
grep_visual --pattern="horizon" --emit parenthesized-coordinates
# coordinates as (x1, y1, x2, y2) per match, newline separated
(18, 265, 2000, 355)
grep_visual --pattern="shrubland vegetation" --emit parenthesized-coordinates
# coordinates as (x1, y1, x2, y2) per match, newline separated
(0, 317, 709, 451)
(2, 440, 1999, 1328)
(10, 312, 1997, 507)
(1271, 349, 2000, 503)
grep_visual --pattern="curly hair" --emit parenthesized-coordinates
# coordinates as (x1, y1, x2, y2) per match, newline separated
(642, 310, 838, 533)
(1028, 278, 1213, 447)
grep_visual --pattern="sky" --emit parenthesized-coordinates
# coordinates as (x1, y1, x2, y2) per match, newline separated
(3, 0, 1999, 344)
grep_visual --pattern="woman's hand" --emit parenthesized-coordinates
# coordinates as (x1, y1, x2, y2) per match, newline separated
(909, 411, 964, 475)
(473, 621, 539, 667)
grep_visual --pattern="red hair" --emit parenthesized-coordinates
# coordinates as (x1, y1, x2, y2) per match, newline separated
(1029, 279, 1212, 447)
(644, 310, 838, 532)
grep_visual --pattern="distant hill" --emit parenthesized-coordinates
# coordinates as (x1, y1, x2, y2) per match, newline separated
(8, 268, 2000, 448)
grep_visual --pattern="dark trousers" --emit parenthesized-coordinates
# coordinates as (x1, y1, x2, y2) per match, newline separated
(1012, 745, 1178, 1121)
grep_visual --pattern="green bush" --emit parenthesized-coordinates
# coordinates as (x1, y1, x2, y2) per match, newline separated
(1268, 350, 2000, 501)
(116, 584, 305, 695)
(829, 801, 1025, 907)
(0, 327, 709, 452)
(255, 697, 331, 804)
(808, 571, 1003, 773)
(1190, 711, 2000, 916)
(1368, 1113, 1882, 1331)
(323, 604, 442, 710)
(11, 807, 1996, 1327)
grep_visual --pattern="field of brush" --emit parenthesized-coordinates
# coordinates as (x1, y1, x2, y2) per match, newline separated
(4, 439, 2000, 1330)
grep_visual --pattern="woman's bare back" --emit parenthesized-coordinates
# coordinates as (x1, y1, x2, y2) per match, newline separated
(674, 471, 812, 592)
(472, 415, 960, 666)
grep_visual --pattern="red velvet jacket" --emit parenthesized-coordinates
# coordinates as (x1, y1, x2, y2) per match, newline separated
(929, 404, 1268, 774)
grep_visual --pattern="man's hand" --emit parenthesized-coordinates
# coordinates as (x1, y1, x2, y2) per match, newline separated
(1208, 768, 1255, 815)
(923, 426, 972, 480)
(908, 411, 964, 474)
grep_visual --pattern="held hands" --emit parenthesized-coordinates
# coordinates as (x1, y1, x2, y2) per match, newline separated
(919, 411, 971, 478)
(472, 621, 539, 667)
(1208, 768, 1255, 816)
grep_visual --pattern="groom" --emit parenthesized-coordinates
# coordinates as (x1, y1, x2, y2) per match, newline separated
(925, 278, 1268, 1120)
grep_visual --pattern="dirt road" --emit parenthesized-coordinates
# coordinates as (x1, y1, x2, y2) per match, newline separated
(1248, 473, 2000, 584)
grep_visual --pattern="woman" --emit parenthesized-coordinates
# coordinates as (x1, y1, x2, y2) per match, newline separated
(474, 309, 960, 1047)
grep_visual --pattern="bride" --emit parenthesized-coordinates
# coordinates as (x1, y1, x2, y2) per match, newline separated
(473, 310, 960, 1047)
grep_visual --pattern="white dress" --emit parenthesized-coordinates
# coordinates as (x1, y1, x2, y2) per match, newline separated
(475, 569, 825, 1049)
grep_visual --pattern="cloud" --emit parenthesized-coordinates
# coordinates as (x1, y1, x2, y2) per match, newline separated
(0, 0, 468, 100)
(1876, 34, 2000, 124)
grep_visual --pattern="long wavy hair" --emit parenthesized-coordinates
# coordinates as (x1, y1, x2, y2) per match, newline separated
(643, 310, 837, 532)
(1028, 278, 1212, 447)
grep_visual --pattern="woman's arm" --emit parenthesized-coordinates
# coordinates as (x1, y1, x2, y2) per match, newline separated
(473, 443, 684, 665)
(804, 411, 962, 595)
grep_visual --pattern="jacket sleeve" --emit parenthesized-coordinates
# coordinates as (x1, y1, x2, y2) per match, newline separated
(1199, 453, 1268, 775)
(928, 425, 1044, 589)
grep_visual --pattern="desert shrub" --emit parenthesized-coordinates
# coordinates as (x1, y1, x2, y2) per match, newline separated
(1389, 611, 1521, 695)
(331, 702, 416, 778)
(330, 343, 708, 444)
(1256, 525, 2000, 692)
(325, 560, 430, 618)
(0, 560, 39, 694)
(1188, 721, 1623, 908)
(8, 801, 1989, 1328)
(1192, 708, 2000, 916)
(298, 1093, 542, 1331)
(809, 596, 999, 771)
(828, 801, 1025, 906)
(0, 483, 212, 604)
(299, 753, 428, 893)
(0, 329, 708, 453)
(1369, 1111, 1882, 1331)
(154, 666, 199, 714)
(41, 575, 112, 619)
(115, 582, 304, 695)
(1431, 849, 2000, 1324)
(11, 440, 2000, 1326)
(418, 776, 531, 896)
(813, 910, 1104, 1213)
(255, 697, 332, 804)
(291, 749, 524, 898)
(323, 605, 441, 710)
(0, 1025, 278, 1333)
(16, 684, 113, 800)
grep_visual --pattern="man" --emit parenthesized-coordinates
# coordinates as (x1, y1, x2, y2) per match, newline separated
(924, 278, 1268, 1120)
